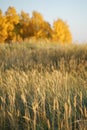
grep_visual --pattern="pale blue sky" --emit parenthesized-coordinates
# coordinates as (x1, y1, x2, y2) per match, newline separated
(0, 0, 87, 43)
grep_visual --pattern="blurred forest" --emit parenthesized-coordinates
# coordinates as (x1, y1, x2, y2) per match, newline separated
(0, 6, 72, 44)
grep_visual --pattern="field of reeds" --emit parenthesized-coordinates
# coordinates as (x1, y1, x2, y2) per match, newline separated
(0, 42, 87, 130)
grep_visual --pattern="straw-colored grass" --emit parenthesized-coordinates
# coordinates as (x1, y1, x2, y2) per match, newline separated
(0, 42, 87, 130)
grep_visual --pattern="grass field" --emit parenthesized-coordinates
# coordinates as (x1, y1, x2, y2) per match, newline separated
(0, 42, 87, 130)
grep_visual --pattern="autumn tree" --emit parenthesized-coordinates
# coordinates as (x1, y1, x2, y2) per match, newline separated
(17, 11, 30, 41)
(0, 10, 8, 43)
(0, 7, 72, 44)
(35, 21, 52, 39)
(5, 6, 19, 43)
(29, 11, 44, 39)
(52, 19, 72, 43)
(29, 11, 52, 40)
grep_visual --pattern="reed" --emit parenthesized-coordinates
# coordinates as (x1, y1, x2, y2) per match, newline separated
(0, 42, 87, 130)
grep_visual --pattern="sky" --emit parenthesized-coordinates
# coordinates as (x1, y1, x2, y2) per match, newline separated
(0, 0, 87, 43)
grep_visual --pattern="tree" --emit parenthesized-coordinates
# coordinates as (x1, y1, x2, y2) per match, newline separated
(0, 7, 73, 44)
(30, 11, 44, 38)
(36, 21, 52, 39)
(5, 7, 19, 43)
(52, 19, 72, 43)
(18, 11, 30, 41)
(0, 10, 8, 43)
(30, 11, 52, 40)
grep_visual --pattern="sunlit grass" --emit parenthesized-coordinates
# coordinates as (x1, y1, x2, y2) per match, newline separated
(0, 42, 87, 130)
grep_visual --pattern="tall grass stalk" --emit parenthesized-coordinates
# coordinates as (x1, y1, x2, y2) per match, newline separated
(0, 42, 87, 129)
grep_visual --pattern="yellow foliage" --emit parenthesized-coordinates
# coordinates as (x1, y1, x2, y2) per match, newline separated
(52, 19, 72, 44)
(32, 11, 43, 22)
(30, 11, 44, 36)
(0, 11, 8, 43)
(5, 6, 19, 24)
(0, 7, 72, 43)
(5, 7, 19, 42)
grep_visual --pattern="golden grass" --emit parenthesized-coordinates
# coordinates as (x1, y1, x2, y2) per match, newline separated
(0, 42, 87, 130)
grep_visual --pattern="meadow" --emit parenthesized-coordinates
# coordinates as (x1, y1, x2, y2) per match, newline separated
(0, 42, 87, 130)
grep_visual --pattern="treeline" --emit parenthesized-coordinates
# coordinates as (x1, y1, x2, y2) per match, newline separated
(0, 6, 72, 43)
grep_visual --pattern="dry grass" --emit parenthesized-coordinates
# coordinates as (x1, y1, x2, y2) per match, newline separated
(0, 42, 87, 130)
